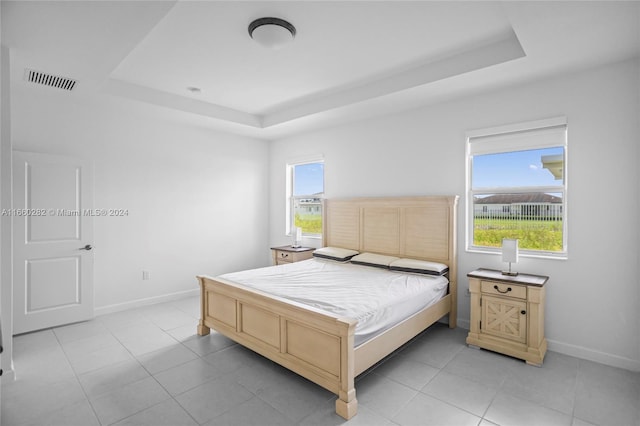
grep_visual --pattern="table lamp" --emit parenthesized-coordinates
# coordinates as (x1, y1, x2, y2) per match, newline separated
(502, 238, 519, 276)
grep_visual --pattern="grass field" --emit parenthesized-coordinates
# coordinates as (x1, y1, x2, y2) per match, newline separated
(474, 218, 563, 252)
(295, 213, 322, 235)
(294, 215, 563, 252)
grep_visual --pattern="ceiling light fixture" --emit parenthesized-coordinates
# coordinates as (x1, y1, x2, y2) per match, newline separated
(248, 17, 296, 49)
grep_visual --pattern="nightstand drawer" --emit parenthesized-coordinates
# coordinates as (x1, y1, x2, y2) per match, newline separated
(481, 280, 527, 300)
(271, 246, 314, 266)
(274, 250, 294, 263)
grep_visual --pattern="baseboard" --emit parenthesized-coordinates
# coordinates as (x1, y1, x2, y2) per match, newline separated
(547, 339, 640, 372)
(1, 367, 15, 382)
(455, 318, 639, 372)
(94, 288, 199, 317)
(456, 318, 470, 330)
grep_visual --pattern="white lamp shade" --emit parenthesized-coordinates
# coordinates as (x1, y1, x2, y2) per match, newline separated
(502, 238, 519, 263)
(251, 24, 294, 49)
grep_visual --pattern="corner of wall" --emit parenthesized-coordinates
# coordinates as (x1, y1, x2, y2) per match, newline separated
(1, 43, 15, 379)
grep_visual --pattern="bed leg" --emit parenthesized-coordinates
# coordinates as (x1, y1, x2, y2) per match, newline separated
(197, 321, 210, 336)
(449, 289, 457, 329)
(449, 316, 457, 329)
(197, 276, 210, 336)
(335, 390, 357, 420)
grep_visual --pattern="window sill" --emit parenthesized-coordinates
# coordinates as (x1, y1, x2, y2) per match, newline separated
(285, 233, 322, 240)
(466, 248, 568, 261)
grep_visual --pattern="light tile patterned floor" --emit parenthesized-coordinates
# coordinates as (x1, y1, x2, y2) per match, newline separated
(2, 296, 638, 426)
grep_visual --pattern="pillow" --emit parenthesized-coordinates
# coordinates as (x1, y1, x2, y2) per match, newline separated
(389, 258, 449, 276)
(350, 252, 400, 269)
(313, 246, 359, 262)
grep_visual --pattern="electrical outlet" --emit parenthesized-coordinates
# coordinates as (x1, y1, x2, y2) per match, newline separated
(142, 270, 150, 280)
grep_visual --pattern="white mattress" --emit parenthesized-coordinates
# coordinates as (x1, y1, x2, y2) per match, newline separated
(219, 258, 448, 346)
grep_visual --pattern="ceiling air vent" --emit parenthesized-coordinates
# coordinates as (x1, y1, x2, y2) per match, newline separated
(24, 69, 77, 91)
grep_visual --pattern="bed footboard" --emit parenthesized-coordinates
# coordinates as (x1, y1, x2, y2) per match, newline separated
(197, 275, 358, 420)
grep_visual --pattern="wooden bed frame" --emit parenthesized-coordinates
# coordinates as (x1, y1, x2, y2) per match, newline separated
(197, 195, 458, 419)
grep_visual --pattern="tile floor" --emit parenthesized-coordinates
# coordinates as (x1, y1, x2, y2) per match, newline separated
(2, 296, 639, 426)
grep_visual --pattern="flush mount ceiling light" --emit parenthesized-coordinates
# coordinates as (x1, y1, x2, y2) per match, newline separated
(248, 17, 296, 49)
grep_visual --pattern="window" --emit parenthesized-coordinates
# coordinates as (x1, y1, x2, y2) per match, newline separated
(466, 117, 567, 257)
(286, 160, 324, 237)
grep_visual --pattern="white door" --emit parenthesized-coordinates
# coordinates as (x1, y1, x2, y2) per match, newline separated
(12, 152, 93, 334)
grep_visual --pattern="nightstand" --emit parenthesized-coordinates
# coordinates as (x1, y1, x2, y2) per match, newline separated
(466, 268, 548, 366)
(271, 245, 314, 266)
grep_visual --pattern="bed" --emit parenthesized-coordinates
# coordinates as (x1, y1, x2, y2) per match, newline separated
(197, 195, 458, 419)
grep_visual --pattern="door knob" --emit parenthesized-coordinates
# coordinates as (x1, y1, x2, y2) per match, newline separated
(79, 244, 93, 251)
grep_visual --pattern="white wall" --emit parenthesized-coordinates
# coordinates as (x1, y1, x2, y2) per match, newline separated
(269, 58, 640, 371)
(11, 87, 270, 312)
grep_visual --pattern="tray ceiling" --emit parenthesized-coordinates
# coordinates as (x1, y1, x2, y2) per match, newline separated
(2, 1, 639, 139)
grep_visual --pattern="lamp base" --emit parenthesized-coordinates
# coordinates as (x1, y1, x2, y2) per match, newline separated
(502, 270, 519, 276)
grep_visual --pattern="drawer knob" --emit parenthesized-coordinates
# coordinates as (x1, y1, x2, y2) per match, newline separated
(493, 285, 512, 294)
(521, 310, 526, 315)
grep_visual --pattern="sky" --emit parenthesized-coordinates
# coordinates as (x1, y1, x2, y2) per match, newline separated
(293, 162, 324, 195)
(472, 147, 564, 188)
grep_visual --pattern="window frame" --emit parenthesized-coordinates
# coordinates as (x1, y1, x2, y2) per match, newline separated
(286, 157, 325, 239)
(465, 117, 568, 259)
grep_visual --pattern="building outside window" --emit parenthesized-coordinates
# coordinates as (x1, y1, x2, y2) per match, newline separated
(466, 117, 568, 257)
(286, 160, 324, 237)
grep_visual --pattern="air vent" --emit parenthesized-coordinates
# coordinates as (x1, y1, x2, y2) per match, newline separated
(24, 69, 77, 91)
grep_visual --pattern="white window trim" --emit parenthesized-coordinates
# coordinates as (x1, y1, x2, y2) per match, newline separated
(465, 117, 568, 259)
(465, 116, 567, 140)
(286, 156, 324, 238)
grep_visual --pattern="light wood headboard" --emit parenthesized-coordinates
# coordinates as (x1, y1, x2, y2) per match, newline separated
(324, 196, 458, 262)
(323, 195, 459, 321)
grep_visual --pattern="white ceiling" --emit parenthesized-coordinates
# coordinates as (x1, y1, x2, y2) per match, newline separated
(2, 1, 639, 140)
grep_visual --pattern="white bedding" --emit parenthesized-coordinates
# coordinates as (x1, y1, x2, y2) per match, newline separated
(219, 258, 448, 346)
